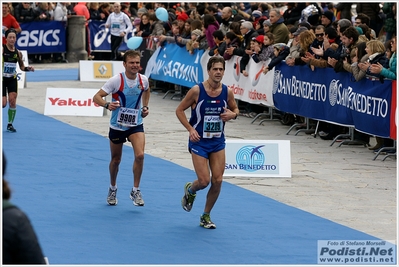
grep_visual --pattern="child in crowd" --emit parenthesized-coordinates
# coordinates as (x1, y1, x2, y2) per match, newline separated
(263, 43, 290, 74)
(252, 33, 275, 64)
(242, 39, 258, 77)
(223, 31, 241, 60)
(186, 29, 203, 54)
(208, 30, 226, 57)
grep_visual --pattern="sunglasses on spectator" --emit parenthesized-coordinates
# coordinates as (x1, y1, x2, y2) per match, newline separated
(315, 33, 324, 37)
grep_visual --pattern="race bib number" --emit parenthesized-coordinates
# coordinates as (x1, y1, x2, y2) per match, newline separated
(3, 62, 16, 77)
(203, 115, 222, 138)
(117, 107, 139, 127)
(111, 23, 120, 30)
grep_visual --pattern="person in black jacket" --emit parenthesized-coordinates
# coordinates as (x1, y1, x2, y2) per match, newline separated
(14, 2, 35, 23)
(2, 153, 46, 264)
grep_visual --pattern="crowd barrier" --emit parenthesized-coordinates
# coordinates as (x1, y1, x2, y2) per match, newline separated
(145, 43, 397, 140)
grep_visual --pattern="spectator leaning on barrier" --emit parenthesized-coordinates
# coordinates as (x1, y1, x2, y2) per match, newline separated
(186, 29, 202, 54)
(263, 43, 290, 75)
(236, 21, 259, 77)
(268, 8, 290, 44)
(99, 2, 111, 20)
(345, 41, 368, 81)
(14, 2, 34, 23)
(223, 31, 241, 61)
(89, 2, 105, 21)
(328, 26, 359, 73)
(208, 30, 226, 57)
(285, 26, 307, 64)
(370, 36, 397, 80)
(358, 39, 389, 82)
(251, 33, 275, 65)
(2, 3, 21, 45)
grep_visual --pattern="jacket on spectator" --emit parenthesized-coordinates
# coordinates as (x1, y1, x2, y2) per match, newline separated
(335, 3, 352, 20)
(53, 3, 68, 22)
(205, 21, 220, 49)
(219, 17, 233, 35)
(308, 43, 339, 68)
(150, 20, 165, 37)
(223, 36, 241, 60)
(89, 7, 102, 20)
(365, 52, 390, 82)
(380, 52, 396, 80)
(268, 45, 290, 70)
(252, 45, 274, 63)
(138, 22, 151, 38)
(209, 41, 226, 57)
(3, 200, 46, 264)
(33, 5, 51, 21)
(14, 3, 35, 23)
(270, 17, 290, 44)
(346, 54, 368, 81)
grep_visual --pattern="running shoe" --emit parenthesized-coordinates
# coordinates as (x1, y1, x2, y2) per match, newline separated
(7, 124, 16, 132)
(130, 190, 145, 206)
(200, 214, 216, 229)
(181, 182, 196, 212)
(107, 188, 117, 205)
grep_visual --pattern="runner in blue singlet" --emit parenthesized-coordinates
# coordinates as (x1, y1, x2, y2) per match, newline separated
(176, 56, 240, 229)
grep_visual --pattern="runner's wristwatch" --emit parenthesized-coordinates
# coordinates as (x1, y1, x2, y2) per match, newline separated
(104, 102, 110, 109)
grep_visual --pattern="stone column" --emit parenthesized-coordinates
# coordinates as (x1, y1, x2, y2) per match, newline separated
(66, 16, 88, 62)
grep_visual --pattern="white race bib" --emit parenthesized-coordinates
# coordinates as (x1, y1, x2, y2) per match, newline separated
(117, 107, 139, 127)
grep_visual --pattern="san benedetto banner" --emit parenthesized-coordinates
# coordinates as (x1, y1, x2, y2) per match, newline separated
(224, 140, 291, 178)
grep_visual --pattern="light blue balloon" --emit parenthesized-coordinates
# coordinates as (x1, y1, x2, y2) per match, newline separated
(127, 36, 143, 50)
(155, 7, 168, 22)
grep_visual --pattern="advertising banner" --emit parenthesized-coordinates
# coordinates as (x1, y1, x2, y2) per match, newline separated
(16, 21, 66, 54)
(225, 140, 291, 178)
(273, 64, 393, 137)
(148, 42, 205, 88)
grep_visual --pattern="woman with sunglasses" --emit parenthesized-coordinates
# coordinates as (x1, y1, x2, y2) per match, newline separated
(2, 28, 34, 132)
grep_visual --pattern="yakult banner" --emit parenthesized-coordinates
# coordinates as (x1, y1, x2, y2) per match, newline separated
(224, 140, 291, 178)
(273, 64, 393, 138)
(16, 21, 66, 54)
(44, 88, 103, 117)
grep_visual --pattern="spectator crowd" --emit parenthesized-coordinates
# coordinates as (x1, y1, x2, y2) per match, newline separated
(2, 2, 397, 151)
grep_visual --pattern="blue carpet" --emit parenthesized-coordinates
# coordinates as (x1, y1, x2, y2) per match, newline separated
(27, 68, 78, 82)
(2, 106, 393, 265)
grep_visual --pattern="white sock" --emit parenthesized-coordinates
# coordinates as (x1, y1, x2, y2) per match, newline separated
(133, 187, 139, 192)
(110, 185, 117, 190)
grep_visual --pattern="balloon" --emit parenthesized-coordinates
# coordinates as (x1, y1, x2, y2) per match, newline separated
(127, 36, 143, 50)
(155, 7, 168, 22)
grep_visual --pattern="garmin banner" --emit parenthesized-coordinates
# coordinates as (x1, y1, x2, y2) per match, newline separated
(148, 42, 205, 88)
(272, 64, 393, 138)
(16, 21, 66, 54)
